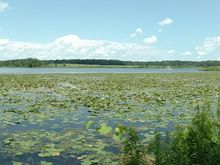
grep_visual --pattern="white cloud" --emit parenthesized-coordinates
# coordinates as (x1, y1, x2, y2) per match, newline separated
(195, 36, 220, 55)
(182, 51, 193, 55)
(136, 28, 143, 33)
(130, 27, 143, 38)
(159, 18, 173, 26)
(0, 34, 167, 61)
(4, 34, 218, 61)
(144, 35, 157, 45)
(54, 35, 80, 45)
(0, 1, 9, 12)
(0, 38, 9, 45)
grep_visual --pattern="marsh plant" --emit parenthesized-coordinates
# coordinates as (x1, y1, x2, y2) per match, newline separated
(120, 127, 147, 165)
(121, 100, 220, 165)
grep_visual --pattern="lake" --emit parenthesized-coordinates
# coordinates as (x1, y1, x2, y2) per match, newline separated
(1, 73, 219, 165)
(0, 67, 200, 74)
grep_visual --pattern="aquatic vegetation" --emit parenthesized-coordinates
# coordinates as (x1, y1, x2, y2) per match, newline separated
(98, 123, 113, 135)
(120, 127, 146, 165)
(0, 73, 220, 164)
(147, 102, 220, 165)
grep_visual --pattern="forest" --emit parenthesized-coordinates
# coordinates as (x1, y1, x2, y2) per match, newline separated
(0, 58, 220, 68)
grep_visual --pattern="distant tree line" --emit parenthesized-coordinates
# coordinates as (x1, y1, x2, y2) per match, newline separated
(45, 59, 220, 67)
(135, 60, 220, 67)
(0, 58, 45, 67)
(0, 58, 220, 68)
(46, 59, 127, 65)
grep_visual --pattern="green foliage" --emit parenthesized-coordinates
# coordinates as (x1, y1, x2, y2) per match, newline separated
(0, 58, 44, 67)
(113, 126, 127, 142)
(187, 109, 213, 164)
(148, 102, 220, 165)
(98, 123, 112, 135)
(1, 58, 220, 68)
(201, 66, 220, 71)
(120, 127, 147, 165)
(45, 59, 220, 68)
(85, 120, 94, 129)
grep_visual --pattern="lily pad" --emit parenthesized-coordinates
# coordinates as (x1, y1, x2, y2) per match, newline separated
(98, 123, 112, 135)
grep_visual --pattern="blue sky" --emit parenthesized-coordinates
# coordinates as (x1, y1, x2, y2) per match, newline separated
(0, 0, 220, 61)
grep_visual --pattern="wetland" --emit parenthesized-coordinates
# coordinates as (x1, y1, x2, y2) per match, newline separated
(0, 73, 220, 165)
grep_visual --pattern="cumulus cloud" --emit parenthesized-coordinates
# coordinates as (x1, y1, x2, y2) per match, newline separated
(181, 51, 193, 55)
(159, 18, 173, 26)
(195, 36, 220, 55)
(0, 38, 9, 45)
(136, 28, 143, 33)
(144, 35, 157, 45)
(2, 34, 218, 61)
(0, 34, 167, 61)
(130, 27, 143, 38)
(0, 1, 8, 12)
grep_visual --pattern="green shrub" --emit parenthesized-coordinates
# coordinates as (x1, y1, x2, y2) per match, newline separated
(121, 99, 220, 165)
(120, 127, 147, 165)
(148, 101, 220, 165)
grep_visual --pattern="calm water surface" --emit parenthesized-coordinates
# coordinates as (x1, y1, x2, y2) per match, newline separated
(0, 67, 200, 74)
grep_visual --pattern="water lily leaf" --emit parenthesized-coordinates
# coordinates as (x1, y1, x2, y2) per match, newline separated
(86, 120, 94, 129)
(113, 133, 121, 142)
(39, 144, 61, 157)
(113, 126, 127, 142)
(98, 123, 112, 135)
(12, 162, 22, 165)
(40, 161, 53, 165)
